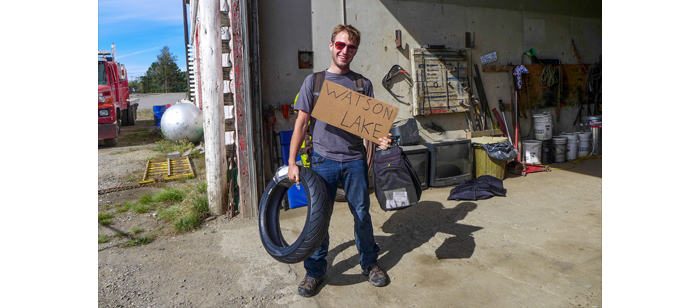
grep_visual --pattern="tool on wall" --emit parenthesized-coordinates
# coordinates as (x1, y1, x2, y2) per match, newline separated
(496, 100, 511, 144)
(282, 104, 290, 118)
(262, 106, 278, 173)
(473, 64, 494, 130)
(395, 30, 402, 48)
(382, 64, 413, 105)
(586, 61, 602, 116)
(571, 39, 588, 73)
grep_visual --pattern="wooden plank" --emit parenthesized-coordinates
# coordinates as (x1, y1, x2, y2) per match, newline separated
(481, 64, 590, 109)
(230, 0, 257, 219)
(222, 66, 231, 80)
(481, 65, 512, 73)
(224, 118, 235, 132)
(466, 129, 504, 139)
(141, 160, 151, 182)
(523, 64, 589, 108)
(223, 93, 233, 105)
(220, 12, 229, 27)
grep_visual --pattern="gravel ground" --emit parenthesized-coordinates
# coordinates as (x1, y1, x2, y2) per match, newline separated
(98, 144, 157, 191)
(97, 93, 293, 308)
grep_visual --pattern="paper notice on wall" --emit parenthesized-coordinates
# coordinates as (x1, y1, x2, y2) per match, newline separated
(480, 52, 497, 65)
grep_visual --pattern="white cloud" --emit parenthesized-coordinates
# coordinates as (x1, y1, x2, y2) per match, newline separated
(119, 46, 161, 59)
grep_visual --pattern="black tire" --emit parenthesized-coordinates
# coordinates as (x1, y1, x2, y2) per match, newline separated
(104, 137, 118, 147)
(258, 166, 331, 264)
(125, 105, 135, 126)
(122, 108, 130, 126)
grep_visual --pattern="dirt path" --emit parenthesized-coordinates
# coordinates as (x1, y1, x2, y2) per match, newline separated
(98, 94, 300, 307)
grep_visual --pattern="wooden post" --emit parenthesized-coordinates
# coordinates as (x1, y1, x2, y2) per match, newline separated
(200, 0, 227, 215)
(230, 0, 258, 218)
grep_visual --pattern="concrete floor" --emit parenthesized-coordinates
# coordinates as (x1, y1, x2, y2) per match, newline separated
(97, 156, 601, 307)
(256, 158, 602, 307)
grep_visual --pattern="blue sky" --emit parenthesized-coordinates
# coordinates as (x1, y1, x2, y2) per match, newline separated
(98, 0, 190, 80)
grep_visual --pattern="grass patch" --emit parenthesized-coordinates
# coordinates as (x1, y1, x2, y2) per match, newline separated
(195, 181, 207, 194)
(131, 202, 153, 214)
(175, 195, 209, 233)
(122, 236, 154, 247)
(154, 139, 196, 155)
(153, 187, 186, 203)
(175, 212, 202, 233)
(137, 109, 153, 119)
(99, 177, 213, 248)
(121, 128, 163, 146)
(139, 194, 154, 204)
(98, 235, 112, 243)
(192, 195, 209, 215)
(156, 204, 183, 222)
(98, 213, 113, 226)
(115, 202, 132, 213)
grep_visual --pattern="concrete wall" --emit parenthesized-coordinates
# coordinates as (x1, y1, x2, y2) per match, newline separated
(258, 0, 601, 152)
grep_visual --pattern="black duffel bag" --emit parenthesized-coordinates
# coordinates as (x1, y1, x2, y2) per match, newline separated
(372, 145, 422, 211)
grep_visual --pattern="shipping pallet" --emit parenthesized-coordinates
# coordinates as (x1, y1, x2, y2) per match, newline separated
(140, 156, 196, 184)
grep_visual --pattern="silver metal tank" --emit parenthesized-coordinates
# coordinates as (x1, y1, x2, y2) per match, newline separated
(160, 102, 204, 143)
(580, 115, 601, 155)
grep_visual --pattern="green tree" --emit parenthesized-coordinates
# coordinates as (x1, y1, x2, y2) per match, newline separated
(134, 46, 186, 93)
(139, 70, 158, 93)
(153, 46, 182, 93)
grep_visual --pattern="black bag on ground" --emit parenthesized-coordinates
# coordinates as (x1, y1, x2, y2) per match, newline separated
(447, 175, 507, 201)
(372, 145, 422, 211)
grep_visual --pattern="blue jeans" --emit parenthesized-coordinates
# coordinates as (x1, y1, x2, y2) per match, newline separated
(304, 151, 380, 279)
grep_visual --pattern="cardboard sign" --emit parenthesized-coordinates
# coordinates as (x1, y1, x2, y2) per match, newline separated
(311, 80, 398, 144)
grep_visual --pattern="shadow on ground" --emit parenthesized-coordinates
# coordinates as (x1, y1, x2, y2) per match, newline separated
(320, 201, 482, 287)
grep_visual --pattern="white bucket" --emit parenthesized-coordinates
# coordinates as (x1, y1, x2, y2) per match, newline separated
(553, 137, 568, 163)
(577, 131, 592, 157)
(533, 112, 553, 140)
(522, 140, 543, 165)
(561, 133, 579, 161)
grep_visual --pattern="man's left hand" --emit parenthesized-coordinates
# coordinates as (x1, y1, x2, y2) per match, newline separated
(377, 133, 393, 150)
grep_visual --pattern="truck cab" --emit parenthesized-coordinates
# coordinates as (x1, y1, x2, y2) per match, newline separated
(98, 48, 138, 147)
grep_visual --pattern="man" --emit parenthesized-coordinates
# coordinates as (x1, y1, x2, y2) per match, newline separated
(288, 24, 393, 297)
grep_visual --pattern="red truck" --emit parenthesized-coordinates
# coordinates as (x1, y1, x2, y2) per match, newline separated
(98, 44, 139, 146)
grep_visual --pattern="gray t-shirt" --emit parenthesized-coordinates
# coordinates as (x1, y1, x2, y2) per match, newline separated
(294, 70, 374, 162)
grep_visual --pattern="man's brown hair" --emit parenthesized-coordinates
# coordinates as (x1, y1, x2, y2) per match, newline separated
(331, 24, 361, 46)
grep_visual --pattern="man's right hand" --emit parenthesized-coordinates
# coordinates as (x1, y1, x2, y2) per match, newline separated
(288, 163, 301, 184)
(288, 110, 310, 184)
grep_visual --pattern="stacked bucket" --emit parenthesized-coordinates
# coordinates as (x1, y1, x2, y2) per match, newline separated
(557, 115, 601, 160)
(523, 111, 556, 165)
(523, 112, 601, 164)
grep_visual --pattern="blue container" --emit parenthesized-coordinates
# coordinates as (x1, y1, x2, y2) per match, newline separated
(153, 105, 167, 128)
(279, 130, 294, 164)
(287, 183, 308, 209)
(279, 130, 307, 208)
